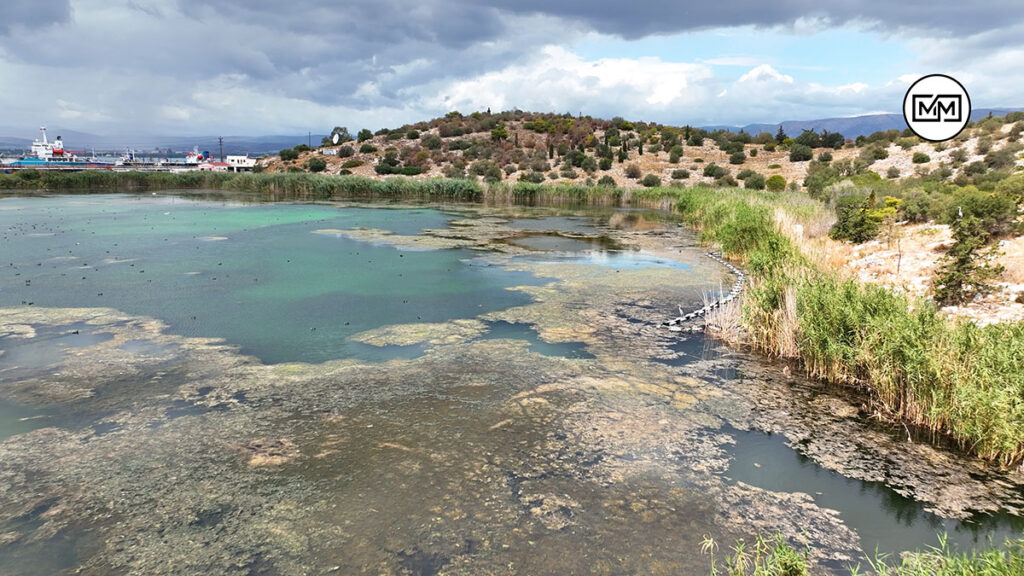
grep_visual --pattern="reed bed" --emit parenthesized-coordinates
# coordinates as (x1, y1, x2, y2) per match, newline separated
(671, 186, 1024, 466)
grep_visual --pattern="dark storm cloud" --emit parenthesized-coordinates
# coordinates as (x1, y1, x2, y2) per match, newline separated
(479, 0, 1023, 38)
(0, 0, 72, 35)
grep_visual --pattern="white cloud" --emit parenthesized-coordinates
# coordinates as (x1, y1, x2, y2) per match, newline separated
(738, 65, 794, 84)
(433, 46, 714, 117)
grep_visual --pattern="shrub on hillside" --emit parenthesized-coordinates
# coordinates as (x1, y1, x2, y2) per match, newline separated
(829, 192, 900, 243)
(406, 130, 420, 140)
(944, 188, 1019, 236)
(817, 151, 833, 162)
(625, 163, 642, 179)
(789, 143, 813, 162)
(357, 129, 373, 142)
(748, 148, 758, 157)
(669, 145, 683, 163)
(715, 175, 738, 187)
(794, 130, 822, 148)
(703, 163, 728, 178)
(744, 172, 766, 190)
(599, 157, 613, 170)
(729, 151, 746, 165)
(641, 174, 662, 187)
(359, 143, 378, 154)
(338, 145, 355, 158)
(519, 171, 546, 183)
(306, 157, 326, 173)
(671, 169, 690, 180)
(766, 174, 786, 192)
(421, 134, 443, 150)
(887, 166, 900, 179)
(912, 152, 931, 164)
(279, 148, 299, 161)
(597, 175, 616, 187)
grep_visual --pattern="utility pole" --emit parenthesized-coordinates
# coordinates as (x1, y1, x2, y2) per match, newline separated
(218, 136, 224, 162)
(308, 131, 311, 149)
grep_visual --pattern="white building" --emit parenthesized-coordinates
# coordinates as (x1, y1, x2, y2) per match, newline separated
(225, 155, 257, 172)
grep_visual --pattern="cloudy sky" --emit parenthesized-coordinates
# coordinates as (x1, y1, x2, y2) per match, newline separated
(2, 0, 1023, 137)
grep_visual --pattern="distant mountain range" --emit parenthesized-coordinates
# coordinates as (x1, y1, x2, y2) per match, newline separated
(704, 108, 1024, 139)
(3, 107, 1023, 154)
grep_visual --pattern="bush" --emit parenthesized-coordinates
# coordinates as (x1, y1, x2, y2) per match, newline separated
(341, 159, 363, 169)
(421, 134, 443, 150)
(671, 169, 690, 180)
(279, 148, 299, 161)
(599, 157, 612, 170)
(789, 143, 813, 162)
(744, 172, 766, 190)
(829, 192, 899, 243)
(748, 148, 758, 157)
(357, 129, 373, 142)
(338, 145, 354, 158)
(703, 163, 728, 178)
(359, 143, 378, 154)
(887, 166, 900, 178)
(625, 163, 642, 179)
(912, 152, 931, 164)
(406, 130, 420, 140)
(306, 157, 326, 173)
(669, 146, 683, 164)
(597, 175, 616, 187)
(519, 171, 546, 183)
(715, 175, 738, 187)
(817, 151, 833, 162)
(728, 151, 746, 165)
(945, 188, 1019, 236)
(641, 174, 662, 187)
(736, 169, 756, 180)
(766, 174, 786, 192)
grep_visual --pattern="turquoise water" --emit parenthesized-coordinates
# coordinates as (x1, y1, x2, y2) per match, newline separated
(0, 195, 541, 364)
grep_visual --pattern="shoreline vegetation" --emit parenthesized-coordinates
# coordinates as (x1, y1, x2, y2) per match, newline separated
(4, 171, 1023, 573)
(1, 170, 1021, 467)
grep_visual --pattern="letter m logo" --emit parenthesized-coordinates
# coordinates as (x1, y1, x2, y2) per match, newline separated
(912, 95, 962, 122)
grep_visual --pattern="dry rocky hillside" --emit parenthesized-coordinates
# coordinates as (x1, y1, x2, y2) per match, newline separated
(261, 110, 1024, 325)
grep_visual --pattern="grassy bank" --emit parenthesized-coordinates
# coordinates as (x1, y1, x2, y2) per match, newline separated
(701, 533, 1024, 575)
(0, 170, 681, 208)
(671, 187, 1024, 466)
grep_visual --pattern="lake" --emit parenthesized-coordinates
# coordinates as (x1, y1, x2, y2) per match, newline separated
(0, 192, 1021, 575)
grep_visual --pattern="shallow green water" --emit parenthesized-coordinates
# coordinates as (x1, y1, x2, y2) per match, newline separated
(0, 195, 540, 364)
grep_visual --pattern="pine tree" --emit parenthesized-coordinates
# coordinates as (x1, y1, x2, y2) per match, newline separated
(933, 213, 1004, 305)
(775, 126, 787, 144)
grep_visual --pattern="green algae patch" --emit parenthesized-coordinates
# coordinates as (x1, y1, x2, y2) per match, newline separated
(349, 319, 489, 347)
(312, 227, 475, 250)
